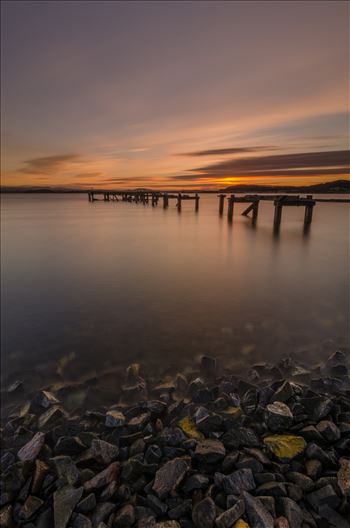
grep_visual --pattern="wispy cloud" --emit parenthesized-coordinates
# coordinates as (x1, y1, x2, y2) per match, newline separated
(180, 146, 278, 157)
(183, 149, 350, 179)
(19, 154, 81, 175)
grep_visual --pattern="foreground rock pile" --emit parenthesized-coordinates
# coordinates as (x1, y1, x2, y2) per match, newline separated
(1, 351, 350, 528)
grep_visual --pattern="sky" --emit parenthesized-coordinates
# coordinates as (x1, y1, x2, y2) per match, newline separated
(1, 0, 349, 190)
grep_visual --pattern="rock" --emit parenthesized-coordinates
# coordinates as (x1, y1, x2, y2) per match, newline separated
(305, 459, 322, 480)
(18, 495, 44, 521)
(218, 469, 256, 495)
(263, 435, 306, 461)
(52, 455, 79, 485)
(72, 513, 92, 528)
(233, 522, 249, 528)
(215, 500, 245, 528)
(0, 505, 13, 528)
(255, 482, 286, 497)
(274, 518, 289, 528)
(285, 472, 314, 492)
(243, 492, 274, 528)
(84, 462, 119, 492)
(271, 381, 295, 403)
(318, 505, 350, 528)
(113, 504, 136, 527)
(91, 439, 119, 464)
(265, 402, 293, 432)
(38, 406, 66, 429)
(32, 459, 49, 493)
(192, 497, 216, 528)
(316, 420, 340, 442)
(53, 485, 83, 528)
(34, 390, 60, 408)
(306, 485, 340, 513)
(279, 497, 303, 528)
(144, 445, 162, 464)
(91, 502, 115, 526)
(182, 473, 209, 492)
(17, 432, 45, 462)
(302, 396, 333, 422)
(105, 410, 126, 428)
(146, 495, 167, 516)
(178, 416, 204, 441)
(152, 458, 189, 499)
(337, 457, 350, 496)
(194, 439, 226, 464)
(55, 436, 86, 455)
(76, 493, 96, 513)
(154, 522, 180, 528)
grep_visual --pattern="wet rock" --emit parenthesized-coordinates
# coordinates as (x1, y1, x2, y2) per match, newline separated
(91, 439, 119, 464)
(274, 517, 289, 528)
(278, 497, 303, 528)
(53, 485, 83, 528)
(144, 445, 162, 465)
(285, 472, 314, 492)
(113, 504, 135, 527)
(38, 406, 66, 429)
(318, 505, 350, 528)
(146, 494, 167, 516)
(178, 417, 204, 441)
(243, 492, 274, 528)
(192, 497, 216, 528)
(0, 504, 13, 528)
(152, 458, 190, 499)
(91, 502, 115, 526)
(84, 462, 119, 492)
(218, 469, 256, 495)
(305, 459, 322, 480)
(241, 389, 258, 415)
(168, 500, 191, 519)
(263, 435, 306, 461)
(55, 436, 86, 455)
(233, 521, 249, 528)
(34, 390, 60, 408)
(302, 396, 333, 422)
(316, 420, 341, 442)
(76, 493, 96, 514)
(17, 432, 45, 462)
(18, 495, 44, 521)
(216, 500, 245, 528)
(52, 455, 79, 485)
(105, 410, 126, 428)
(256, 482, 287, 497)
(337, 458, 350, 496)
(265, 402, 293, 432)
(306, 484, 340, 513)
(182, 473, 209, 492)
(194, 439, 225, 465)
(271, 381, 296, 403)
(72, 513, 92, 528)
(154, 522, 180, 528)
(32, 459, 49, 493)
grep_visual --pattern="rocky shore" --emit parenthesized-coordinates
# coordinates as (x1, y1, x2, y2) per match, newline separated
(1, 350, 350, 528)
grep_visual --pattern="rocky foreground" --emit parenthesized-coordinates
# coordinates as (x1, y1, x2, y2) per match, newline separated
(1, 351, 350, 528)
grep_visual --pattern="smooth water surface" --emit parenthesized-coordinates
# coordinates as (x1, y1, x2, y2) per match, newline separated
(1, 193, 349, 384)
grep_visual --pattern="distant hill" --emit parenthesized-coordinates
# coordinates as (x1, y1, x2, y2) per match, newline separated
(220, 179, 350, 194)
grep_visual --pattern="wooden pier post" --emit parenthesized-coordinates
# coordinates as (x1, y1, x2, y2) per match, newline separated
(163, 194, 169, 208)
(273, 201, 283, 229)
(218, 194, 226, 215)
(195, 193, 199, 212)
(177, 193, 182, 211)
(227, 195, 235, 221)
(304, 196, 314, 225)
(252, 201, 259, 223)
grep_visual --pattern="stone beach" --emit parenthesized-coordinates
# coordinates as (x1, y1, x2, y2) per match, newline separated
(1, 350, 350, 528)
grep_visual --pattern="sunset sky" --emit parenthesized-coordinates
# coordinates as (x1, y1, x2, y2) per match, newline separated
(1, 0, 349, 189)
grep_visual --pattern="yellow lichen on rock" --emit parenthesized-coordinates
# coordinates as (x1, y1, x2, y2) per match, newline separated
(178, 416, 204, 441)
(234, 520, 250, 528)
(264, 435, 306, 461)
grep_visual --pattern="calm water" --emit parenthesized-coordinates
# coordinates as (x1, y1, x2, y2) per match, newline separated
(1, 193, 349, 386)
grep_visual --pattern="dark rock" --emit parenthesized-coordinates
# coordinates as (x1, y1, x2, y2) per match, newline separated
(182, 473, 209, 492)
(0, 505, 13, 528)
(152, 458, 190, 499)
(318, 505, 350, 528)
(52, 455, 79, 485)
(17, 432, 45, 462)
(76, 493, 96, 514)
(144, 445, 162, 465)
(113, 504, 135, 527)
(316, 420, 341, 442)
(258, 496, 276, 517)
(192, 497, 216, 528)
(271, 381, 297, 403)
(31, 459, 49, 493)
(305, 459, 322, 480)
(90, 439, 119, 464)
(337, 457, 350, 496)
(217, 469, 255, 495)
(302, 397, 333, 422)
(34, 390, 60, 408)
(215, 500, 245, 528)
(55, 436, 86, 455)
(236, 455, 263, 473)
(265, 402, 293, 432)
(306, 484, 340, 513)
(72, 513, 92, 528)
(194, 439, 225, 465)
(243, 492, 274, 528)
(146, 495, 168, 516)
(168, 499, 191, 519)
(278, 497, 303, 528)
(53, 485, 83, 528)
(84, 462, 119, 492)
(105, 410, 126, 428)
(18, 495, 44, 521)
(256, 482, 287, 497)
(285, 472, 314, 492)
(91, 502, 115, 527)
(38, 406, 66, 429)
(241, 389, 258, 415)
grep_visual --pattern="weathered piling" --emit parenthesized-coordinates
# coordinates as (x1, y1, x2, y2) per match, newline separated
(195, 193, 199, 212)
(227, 194, 235, 221)
(218, 194, 226, 215)
(177, 193, 182, 211)
(273, 199, 283, 229)
(163, 194, 169, 209)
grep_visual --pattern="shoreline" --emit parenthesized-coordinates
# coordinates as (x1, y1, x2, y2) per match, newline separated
(1, 351, 350, 527)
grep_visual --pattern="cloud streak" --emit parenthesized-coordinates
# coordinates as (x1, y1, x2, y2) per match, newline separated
(184, 149, 349, 179)
(19, 154, 81, 174)
(180, 146, 278, 157)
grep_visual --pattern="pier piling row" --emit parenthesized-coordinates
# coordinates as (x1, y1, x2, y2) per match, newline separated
(87, 191, 200, 211)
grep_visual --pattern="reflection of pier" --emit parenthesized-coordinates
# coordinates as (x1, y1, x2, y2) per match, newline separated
(219, 194, 316, 231)
(88, 191, 199, 211)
